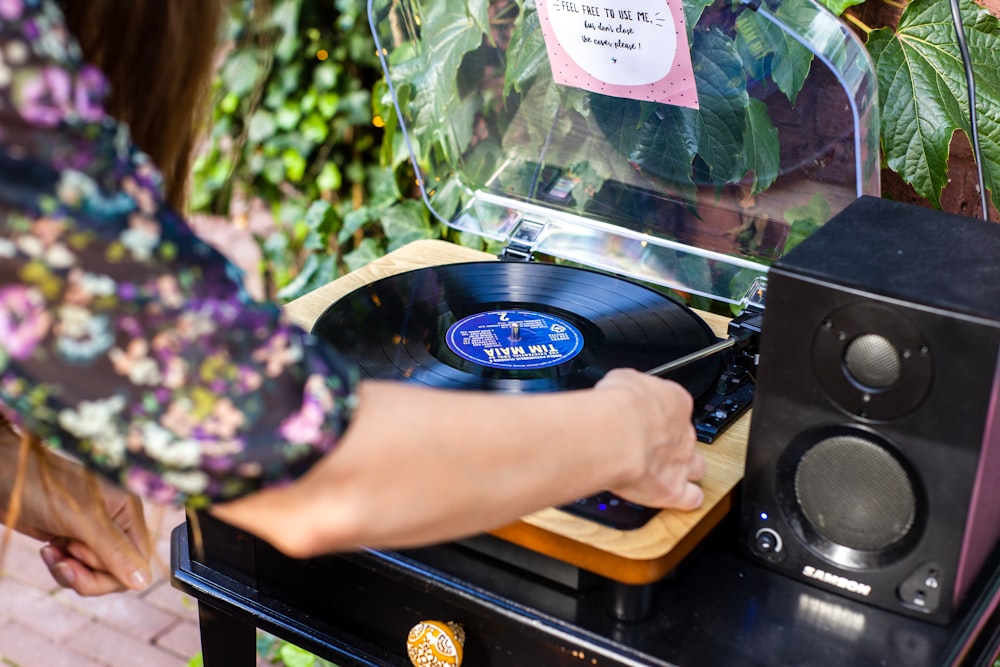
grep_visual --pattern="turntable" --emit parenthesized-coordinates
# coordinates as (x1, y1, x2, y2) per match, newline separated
(277, 0, 881, 614)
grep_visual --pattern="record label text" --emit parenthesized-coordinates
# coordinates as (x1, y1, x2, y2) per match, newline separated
(446, 310, 584, 369)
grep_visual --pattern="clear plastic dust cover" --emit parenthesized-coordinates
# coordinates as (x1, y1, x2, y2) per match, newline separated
(367, 0, 880, 304)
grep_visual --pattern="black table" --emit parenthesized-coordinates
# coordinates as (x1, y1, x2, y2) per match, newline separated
(171, 512, 1000, 666)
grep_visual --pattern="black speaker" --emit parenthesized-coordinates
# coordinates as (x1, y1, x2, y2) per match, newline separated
(740, 196, 1000, 624)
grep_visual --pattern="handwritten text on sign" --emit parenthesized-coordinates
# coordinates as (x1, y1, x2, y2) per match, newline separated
(536, 0, 697, 108)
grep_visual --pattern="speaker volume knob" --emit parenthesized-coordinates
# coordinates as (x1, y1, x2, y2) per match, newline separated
(753, 528, 784, 560)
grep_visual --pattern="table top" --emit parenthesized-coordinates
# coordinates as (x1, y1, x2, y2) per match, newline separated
(173, 512, 1000, 667)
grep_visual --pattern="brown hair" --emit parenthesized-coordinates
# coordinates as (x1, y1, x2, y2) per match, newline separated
(0, 415, 31, 563)
(60, 1, 230, 210)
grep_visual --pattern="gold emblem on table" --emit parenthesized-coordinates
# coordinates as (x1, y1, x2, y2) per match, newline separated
(406, 620, 465, 667)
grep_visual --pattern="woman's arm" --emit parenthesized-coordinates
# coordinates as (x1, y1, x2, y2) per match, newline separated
(212, 369, 703, 557)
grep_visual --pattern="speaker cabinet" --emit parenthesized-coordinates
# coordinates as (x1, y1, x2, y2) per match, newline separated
(740, 196, 1000, 624)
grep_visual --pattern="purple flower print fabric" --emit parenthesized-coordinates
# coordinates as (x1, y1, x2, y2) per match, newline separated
(0, 0, 359, 505)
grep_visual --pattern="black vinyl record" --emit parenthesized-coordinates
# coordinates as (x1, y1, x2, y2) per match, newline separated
(311, 261, 721, 397)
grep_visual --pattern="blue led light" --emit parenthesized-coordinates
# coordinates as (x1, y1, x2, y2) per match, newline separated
(760, 511, 769, 521)
(598, 503, 608, 511)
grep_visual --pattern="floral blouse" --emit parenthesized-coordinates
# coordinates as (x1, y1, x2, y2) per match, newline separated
(0, 1, 359, 506)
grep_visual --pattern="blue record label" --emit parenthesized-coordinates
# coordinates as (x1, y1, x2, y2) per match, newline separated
(446, 310, 584, 369)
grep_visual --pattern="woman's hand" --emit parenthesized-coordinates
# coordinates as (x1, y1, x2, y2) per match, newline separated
(0, 434, 153, 596)
(595, 368, 704, 510)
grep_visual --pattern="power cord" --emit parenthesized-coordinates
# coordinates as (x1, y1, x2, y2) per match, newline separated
(948, 0, 990, 221)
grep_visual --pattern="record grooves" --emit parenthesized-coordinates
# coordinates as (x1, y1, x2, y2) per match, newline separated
(311, 261, 722, 397)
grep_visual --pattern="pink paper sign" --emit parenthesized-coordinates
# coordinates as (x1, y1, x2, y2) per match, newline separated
(536, 0, 698, 109)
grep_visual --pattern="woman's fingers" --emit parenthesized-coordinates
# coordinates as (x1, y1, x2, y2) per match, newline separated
(40, 543, 128, 596)
(687, 451, 706, 483)
(42, 531, 151, 595)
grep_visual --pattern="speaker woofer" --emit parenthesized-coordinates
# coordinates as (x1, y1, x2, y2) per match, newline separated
(777, 426, 924, 570)
(795, 434, 915, 550)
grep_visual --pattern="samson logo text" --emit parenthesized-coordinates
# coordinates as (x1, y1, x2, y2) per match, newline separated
(802, 566, 872, 597)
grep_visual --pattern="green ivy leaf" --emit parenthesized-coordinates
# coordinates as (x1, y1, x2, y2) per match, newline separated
(277, 642, 317, 667)
(317, 161, 343, 191)
(467, 0, 491, 39)
(381, 199, 435, 251)
(743, 98, 780, 194)
(262, 155, 285, 184)
(301, 89, 318, 114)
(275, 100, 302, 130)
(677, 253, 713, 299)
(302, 200, 334, 249)
(262, 226, 290, 254)
(272, 0, 305, 62)
(267, 63, 304, 104)
(428, 176, 465, 222)
(313, 62, 339, 90)
(783, 192, 830, 253)
(392, 1, 485, 147)
(504, 7, 547, 96)
(343, 237, 385, 272)
(339, 90, 372, 125)
(692, 29, 750, 184)
(317, 92, 340, 118)
(591, 28, 748, 187)
(735, 0, 815, 106)
(218, 50, 259, 98)
(248, 110, 277, 143)
(866, 0, 1000, 209)
(813, 0, 865, 18)
(276, 251, 338, 301)
(282, 150, 307, 182)
(367, 165, 403, 208)
(300, 112, 330, 144)
(590, 94, 696, 186)
(338, 206, 372, 243)
(219, 91, 241, 115)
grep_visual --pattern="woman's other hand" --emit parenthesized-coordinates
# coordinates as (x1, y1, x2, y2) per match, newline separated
(0, 435, 153, 596)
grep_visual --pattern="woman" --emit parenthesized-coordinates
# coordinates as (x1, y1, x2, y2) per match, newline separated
(0, 1, 703, 594)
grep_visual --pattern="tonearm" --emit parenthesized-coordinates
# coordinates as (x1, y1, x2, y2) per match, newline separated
(647, 276, 766, 378)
